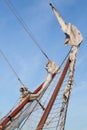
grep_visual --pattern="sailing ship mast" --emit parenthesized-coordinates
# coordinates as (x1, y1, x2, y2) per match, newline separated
(0, 2, 83, 130)
(36, 3, 83, 130)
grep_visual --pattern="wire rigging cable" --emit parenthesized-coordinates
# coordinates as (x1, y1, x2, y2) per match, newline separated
(4, 0, 71, 69)
(4, 0, 50, 61)
(0, 49, 25, 87)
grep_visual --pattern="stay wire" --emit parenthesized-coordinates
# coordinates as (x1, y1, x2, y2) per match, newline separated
(0, 49, 25, 87)
(4, 0, 70, 68)
(2, 0, 71, 86)
(4, 0, 50, 61)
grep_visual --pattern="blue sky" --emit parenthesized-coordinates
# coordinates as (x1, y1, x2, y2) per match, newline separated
(0, 0, 87, 130)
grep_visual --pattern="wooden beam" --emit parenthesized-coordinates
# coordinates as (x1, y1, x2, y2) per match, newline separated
(36, 59, 70, 130)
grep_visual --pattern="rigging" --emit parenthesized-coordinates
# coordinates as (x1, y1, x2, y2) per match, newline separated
(0, 49, 25, 87)
(4, 0, 50, 61)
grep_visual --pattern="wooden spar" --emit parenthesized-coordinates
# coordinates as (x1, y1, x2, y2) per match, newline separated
(0, 73, 56, 130)
(36, 58, 70, 130)
(0, 83, 44, 130)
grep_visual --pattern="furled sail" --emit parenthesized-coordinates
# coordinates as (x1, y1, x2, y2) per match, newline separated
(3, 61, 59, 130)
(50, 3, 83, 46)
(20, 61, 59, 102)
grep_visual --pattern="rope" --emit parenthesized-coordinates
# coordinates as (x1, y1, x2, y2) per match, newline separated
(4, 0, 50, 61)
(17, 65, 70, 129)
(18, 94, 45, 130)
(0, 49, 25, 87)
(4, 0, 71, 68)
